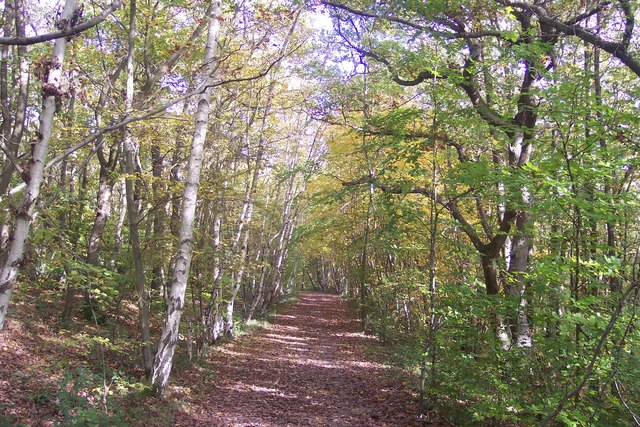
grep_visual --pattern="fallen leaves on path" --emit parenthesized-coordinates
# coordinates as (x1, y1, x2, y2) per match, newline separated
(170, 292, 423, 426)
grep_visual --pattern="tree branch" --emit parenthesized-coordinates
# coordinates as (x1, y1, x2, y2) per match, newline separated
(333, 23, 442, 86)
(0, 1, 122, 46)
(503, 1, 640, 78)
(4, 51, 290, 199)
(618, 0, 634, 49)
(321, 1, 503, 40)
(459, 42, 511, 128)
(565, 2, 611, 26)
(0, 136, 24, 177)
(342, 175, 492, 252)
(139, 1, 216, 95)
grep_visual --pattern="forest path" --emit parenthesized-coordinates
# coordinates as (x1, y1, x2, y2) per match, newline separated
(172, 292, 422, 426)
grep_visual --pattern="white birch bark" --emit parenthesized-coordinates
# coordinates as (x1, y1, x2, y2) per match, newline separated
(206, 172, 227, 343)
(223, 93, 261, 336)
(0, 0, 78, 330)
(224, 157, 260, 336)
(263, 139, 300, 309)
(508, 185, 533, 348)
(151, 0, 221, 394)
(0, 0, 29, 195)
(226, 13, 302, 324)
(507, 128, 533, 349)
(246, 184, 272, 320)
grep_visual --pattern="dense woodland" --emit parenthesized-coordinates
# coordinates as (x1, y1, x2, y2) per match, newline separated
(0, 0, 639, 425)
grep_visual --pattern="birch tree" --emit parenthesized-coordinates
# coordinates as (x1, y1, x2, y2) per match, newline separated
(151, 0, 222, 394)
(0, 0, 80, 330)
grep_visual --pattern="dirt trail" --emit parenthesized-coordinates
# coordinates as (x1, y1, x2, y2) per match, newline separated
(173, 292, 421, 426)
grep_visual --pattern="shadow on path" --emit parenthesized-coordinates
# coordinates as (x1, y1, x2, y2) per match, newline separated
(172, 292, 421, 426)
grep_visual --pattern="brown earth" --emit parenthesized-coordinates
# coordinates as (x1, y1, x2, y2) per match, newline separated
(0, 292, 441, 426)
(170, 292, 426, 426)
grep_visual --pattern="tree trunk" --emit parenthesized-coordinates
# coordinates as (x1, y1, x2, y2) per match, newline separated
(86, 153, 117, 266)
(0, 0, 29, 196)
(262, 138, 302, 311)
(151, 0, 222, 394)
(85, 46, 125, 268)
(245, 187, 272, 321)
(0, 1, 14, 146)
(0, 0, 29, 259)
(112, 179, 127, 266)
(507, 210, 533, 348)
(121, 0, 153, 375)
(150, 141, 169, 295)
(0, 0, 78, 330)
(224, 119, 265, 336)
(205, 172, 226, 343)
(593, 28, 621, 294)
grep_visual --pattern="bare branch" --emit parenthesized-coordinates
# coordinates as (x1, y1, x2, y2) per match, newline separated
(476, 197, 494, 239)
(0, 1, 121, 46)
(614, 379, 640, 426)
(139, 1, 216, 95)
(459, 42, 511, 128)
(0, 136, 24, 177)
(333, 23, 442, 86)
(321, 0, 503, 40)
(565, 2, 611, 26)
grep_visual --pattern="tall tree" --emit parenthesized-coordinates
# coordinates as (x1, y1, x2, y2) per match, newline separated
(0, 0, 81, 330)
(151, 0, 222, 394)
(122, 0, 153, 375)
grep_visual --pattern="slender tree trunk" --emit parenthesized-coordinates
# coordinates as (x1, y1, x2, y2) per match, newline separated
(0, 1, 14, 145)
(112, 179, 127, 265)
(85, 50, 125, 268)
(69, 53, 125, 322)
(121, 0, 153, 375)
(419, 117, 440, 415)
(0, 0, 29, 257)
(86, 154, 118, 266)
(206, 170, 226, 343)
(59, 73, 79, 323)
(246, 187, 272, 321)
(593, 23, 621, 294)
(59, 156, 73, 322)
(262, 138, 303, 311)
(0, 0, 29, 195)
(224, 113, 267, 336)
(234, 15, 300, 319)
(152, 0, 222, 394)
(0, 0, 78, 330)
(223, 94, 259, 337)
(507, 210, 533, 348)
(150, 142, 169, 295)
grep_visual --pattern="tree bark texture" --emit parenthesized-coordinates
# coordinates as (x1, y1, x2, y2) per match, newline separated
(151, 0, 222, 394)
(0, 0, 78, 330)
(122, 0, 154, 375)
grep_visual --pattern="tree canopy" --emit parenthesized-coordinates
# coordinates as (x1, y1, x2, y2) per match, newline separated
(0, 0, 638, 425)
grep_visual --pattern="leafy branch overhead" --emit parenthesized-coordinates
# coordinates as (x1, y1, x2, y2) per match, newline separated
(0, 0, 638, 425)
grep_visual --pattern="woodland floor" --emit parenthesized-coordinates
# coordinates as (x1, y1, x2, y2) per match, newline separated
(168, 292, 426, 426)
(0, 292, 437, 426)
